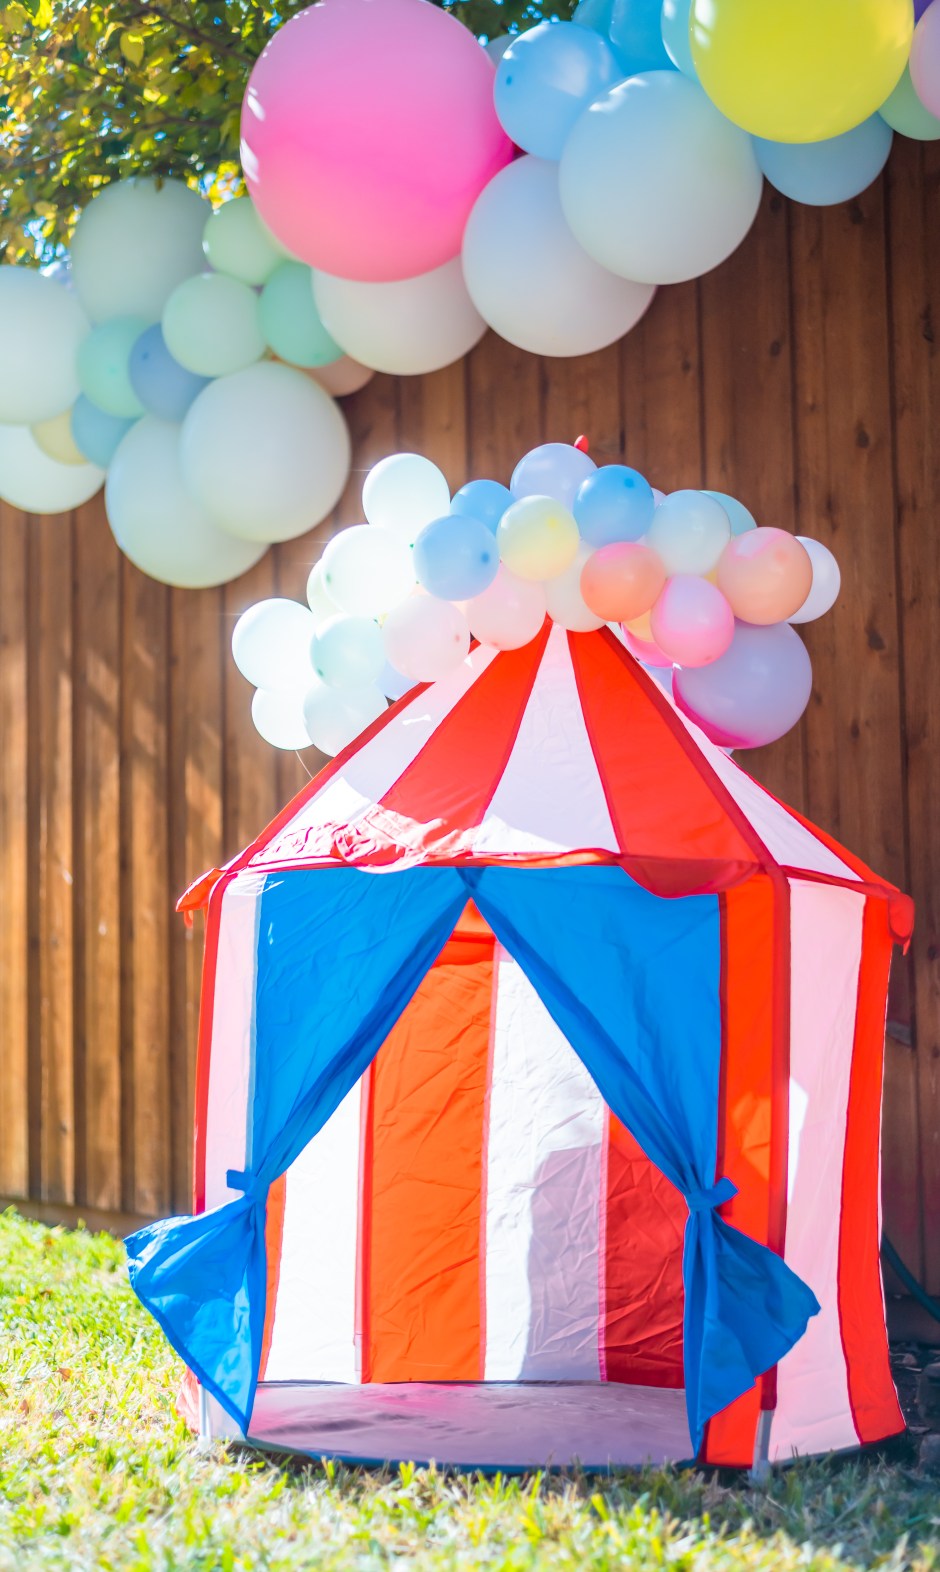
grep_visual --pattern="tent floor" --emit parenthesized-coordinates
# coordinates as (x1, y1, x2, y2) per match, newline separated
(224, 1381, 693, 1470)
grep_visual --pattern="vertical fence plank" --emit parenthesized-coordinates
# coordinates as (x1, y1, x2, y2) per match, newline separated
(466, 330, 541, 480)
(0, 502, 29, 1198)
(542, 343, 623, 463)
(620, 282, 703, 488)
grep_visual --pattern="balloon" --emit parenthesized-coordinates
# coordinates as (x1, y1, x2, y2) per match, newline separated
(162, 273, 265, 377)
(307, 356, 375, 398)
(70, 177, 210, 323)
(76, 316, 149, 418)
(879, 67, 940, 141)
(580, 542, 666, 622)
(70, 397, 136, 469)
(413, 514, 499, 601)
(0, 424, 103, 513)
(252, 687, 315, 751)
(0, 267, 89, 423)
(312, 259, 485, 376)
(464, 565, 547, 650)
(494, 22, 622, 161)
(302, 682, 387, 756)
(652, 487, 666, 506)
(461, 156, 655, 357)
(703, 490, 756, 535)
(31, 410, 86, 467)
(912, 2, 940, 119)
(312, 615, 385, 691)
(622, 620, 673, 667)
(650, 574, 735, 666)
(128, 324, 209, 421)
(511, 442, 596, 508)
(574, 464, 655, 545)
(689, 0, 912, 143)
(377, 660, 413, 701)
(450, 479, 512, 534)
(362, 454, 451, 545)
(179, 362, 350, 544)
(754, 117, 893, 206)
(320, 525, 416, 617)
(203, 196, 287, 285)
(788, 537, 841, 624)
(485, 35, 513, 65)
(497, 495, 581, 581)
(241, 0, 511, 281)
(306, 562, 341, 627)
(382, 596, 471, 682)
(544, 543, 605, 632)
(647, 490, 731, 574)
(661, 0, 697, 79)
(105, 417, 267, 587)
(716, 528, 813, 624)
(606, 0, 673, 73)
(260, 262, 342, 368)
(232, 598, 317, 692)
(673, 620, 812, 749)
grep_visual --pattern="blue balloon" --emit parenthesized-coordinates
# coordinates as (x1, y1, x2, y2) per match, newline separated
(660, 0, 696, 79)
(574, 464, 655, 545)
(754, 116, 893, 208)
(70, 395, 136, 468)
(607, 0, 673, 73)
(413, 515, 499, 601)
(378, 660, 413, 701)
(128, 324, 210, 421)
(450, 478, 512, 534)
(495, 21, 622, 161)
(703, 490, 756, 536)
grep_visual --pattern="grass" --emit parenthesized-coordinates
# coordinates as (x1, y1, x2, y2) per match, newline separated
(1, 1208, 938, 1572)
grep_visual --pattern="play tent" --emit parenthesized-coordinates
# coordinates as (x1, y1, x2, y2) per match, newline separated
(127, 623, 912, 1471)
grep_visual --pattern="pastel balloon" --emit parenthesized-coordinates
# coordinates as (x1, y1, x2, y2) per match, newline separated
(581, 542, 667, 623)
(260, 262, 341, 368)
(413, 515, 499, 601)
(912, 2, 940, 119)
(462, 155, 655, 357)
(716, 527, 813, 623)
(497, 495, 581, 581)
(105, 417, 266, 587)
(363, 454, 451, 545)
(647, 490, 731, 575)
(242, 0, 511, 281)
(252, 687, 315, 752)
(162, 273, 265, 378)
(302, 682, 387, 757)
(307, 357, 375, 398)
(674, 620, 812, 749)
(232, 598, 317, 692)
(31, 411, 86, 467)
(0, 267, 89, 423)
(377, 660, 413, 701)
(128, 324, 210, 422)
(77, 316, 149, 417)
(486, 35, 512, 66)
(622, 622, 674, 668)
(606, 0, 673, 73)
(650, 574, 735, 666)
(71, 397, 136, 469)
(306, 562, 340, 627)
(179, 362, 350, 544)
(464, 565, 547, 650)
(320, 525, 415, 618)
(450, 479, 512, 534)
(312, 614, 385, 691)
(70, 177, 210, 323)
(203, 196, 286, 285)
(511, 443, 596, 509)
(0, 423, 103, 513)
(382, 596, 471, 682)
(879, 67, 940, 141)
(574, 464, 655, 545)
(544, 543, 605, 632)
(661, 0, 697, 78)
(690, 0, 912, 143)
(559, 73, 763, 286)
(703, 490, 756, 536)
(754, 117, 893, 206)
(788, 537, 841, 624)
(312, 259, 485, 376)
(494, 22, 622, 161)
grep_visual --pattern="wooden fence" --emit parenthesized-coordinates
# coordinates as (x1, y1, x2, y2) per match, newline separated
(1, 137, 938, 1295)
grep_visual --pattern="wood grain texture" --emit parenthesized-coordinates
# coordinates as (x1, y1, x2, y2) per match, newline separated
(0, 501, 29, 1198)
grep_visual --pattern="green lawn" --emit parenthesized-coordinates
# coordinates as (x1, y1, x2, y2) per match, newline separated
(1, 1208, 938, 1572)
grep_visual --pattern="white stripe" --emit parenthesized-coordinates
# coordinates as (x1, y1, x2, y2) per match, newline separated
(484, 946, 605, 1381)
(204, 873, 265, 1213)
(770, 880, 863, 1460)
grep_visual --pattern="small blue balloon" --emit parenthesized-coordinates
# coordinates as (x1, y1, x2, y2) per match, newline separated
(128, 324, 210, 421)
(450, 478, 512, 534)
(753, 116, 893, 208)
(574, 465, 655, 545)
(607, 0, 673, 73)
(495, 20, 622, 161)
(703, 490, 756, 536)
(70, 395, 136, 468)
(378, 660, 413, 701)
(660, 0, 696, 79)
(413, 515, 499, 601)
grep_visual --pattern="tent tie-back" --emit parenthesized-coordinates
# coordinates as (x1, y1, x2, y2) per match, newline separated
(686, 1176, 738, 1213)
(225, 1169, 265, 1201)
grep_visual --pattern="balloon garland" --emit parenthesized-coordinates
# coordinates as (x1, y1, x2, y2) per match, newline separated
(233, 441, 840, 758)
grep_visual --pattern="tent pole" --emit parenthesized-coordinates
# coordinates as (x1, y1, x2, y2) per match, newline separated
(749, 1408, 773, 1482)
(196, 1382, 211, 1454)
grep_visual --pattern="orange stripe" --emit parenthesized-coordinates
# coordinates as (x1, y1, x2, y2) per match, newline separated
(259, 1174, 287, 1381)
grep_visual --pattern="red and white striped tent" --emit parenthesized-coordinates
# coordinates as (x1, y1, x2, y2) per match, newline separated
(136, 622, 911, 1472)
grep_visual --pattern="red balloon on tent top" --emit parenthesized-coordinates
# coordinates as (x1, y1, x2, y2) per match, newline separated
(241, 0, 513, 282)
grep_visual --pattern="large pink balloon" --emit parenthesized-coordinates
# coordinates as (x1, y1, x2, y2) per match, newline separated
(241, 0, 513, 282)
(673, 620, 812, 749)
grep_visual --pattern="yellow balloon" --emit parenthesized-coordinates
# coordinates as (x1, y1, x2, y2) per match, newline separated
(690, 0, 913, 143)
(497, 495, 580, 582)
(31, 409, 86, 467)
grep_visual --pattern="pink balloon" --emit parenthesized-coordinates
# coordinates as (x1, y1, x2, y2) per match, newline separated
(650, 575, 734, 668)
(673, 620, 812, 750)
(912, 1, 940, 119)
(622, 626, 673, 668)
(241, 0, 513, 282)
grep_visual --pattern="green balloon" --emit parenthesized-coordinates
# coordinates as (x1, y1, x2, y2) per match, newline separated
(879, 67, 940, 142)
(76, 315, 150, 417)
(203, 196, 287, 286)
(162, 272, 265, 377)
(259, 262, 342, 369)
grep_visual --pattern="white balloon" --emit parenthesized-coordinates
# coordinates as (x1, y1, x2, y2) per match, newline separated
(306, 561, 341, 625)
(252, 687, 315, 751)
(462, 156, 655, 357)
(485, 34, 513, 64)
(0, 267, 90, 423)
(105, 416, 266, 587)
(232, 598, 317, 692)
(179, 362, 351, 543)
(647, 490, 731, 575)
(70, 177, 210, 323)
(0, 424, 103, 513)
(382, 596, 471, 681)
(320, 525, 416, 617)
(559, 73, 763, 285)
(203, 195, 288, 285)
(544, 542, 605, 631)
(302, 682, 388, 756)
(465, 565, 547, 650)
(789, 537, 841, 624)
(362, 453, 451, 544)
(311, 614, 385, 691)
(510, 442, 596, 508)
(312, 259, 486, 376)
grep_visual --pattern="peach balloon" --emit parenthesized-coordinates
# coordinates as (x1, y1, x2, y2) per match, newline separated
(580, 541, 666, 623)
(307, 356, 375, 397)
(716, 527, 813, 625)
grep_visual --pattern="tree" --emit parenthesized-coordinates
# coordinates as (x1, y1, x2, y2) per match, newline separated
(0, 0, 574, 262)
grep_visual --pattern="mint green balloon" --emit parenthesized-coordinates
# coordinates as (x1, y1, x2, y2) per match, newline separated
(260, 262, 342, 368)
(203, 196, 287, 285)
(77, 315, 149, 417)
(162, 272, 265, 377)
(879, 66, 940, 141)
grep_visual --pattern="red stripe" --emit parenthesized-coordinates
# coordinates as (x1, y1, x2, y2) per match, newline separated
(356, 1062, 375, 1384)
(761, 870, 792, 1416)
